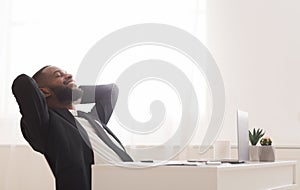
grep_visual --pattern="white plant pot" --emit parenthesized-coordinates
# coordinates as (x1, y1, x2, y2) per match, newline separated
(259, 146, 275, 162)
(249, 146, 260, 161)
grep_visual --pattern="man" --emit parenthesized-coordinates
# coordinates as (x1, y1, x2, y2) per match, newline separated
(12, 65, 133, 190)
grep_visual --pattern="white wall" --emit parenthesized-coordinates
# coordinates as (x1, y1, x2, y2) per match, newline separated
(207, 0, 300, 145)
(0, 145, 54, 190)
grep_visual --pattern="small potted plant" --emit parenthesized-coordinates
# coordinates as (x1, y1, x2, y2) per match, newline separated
(249, 128, 265, 146)
(249, 128, 265, 161)
(259, 137, 275, 162)
(260, 137, 272, 146)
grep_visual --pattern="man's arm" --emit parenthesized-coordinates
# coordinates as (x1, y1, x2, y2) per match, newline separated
(12, 74, 49, 153)
(79, 84, 119, 124)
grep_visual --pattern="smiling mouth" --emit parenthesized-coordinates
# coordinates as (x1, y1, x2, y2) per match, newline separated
(64, 80, 76, 86)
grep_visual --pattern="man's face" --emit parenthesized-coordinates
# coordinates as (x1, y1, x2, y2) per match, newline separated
(40, 66, 83, 103)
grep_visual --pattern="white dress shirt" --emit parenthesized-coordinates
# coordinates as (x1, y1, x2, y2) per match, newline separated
(69, 110, 123, 164)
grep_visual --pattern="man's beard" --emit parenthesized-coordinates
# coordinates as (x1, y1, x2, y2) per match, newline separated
(49, 85, 83, 104)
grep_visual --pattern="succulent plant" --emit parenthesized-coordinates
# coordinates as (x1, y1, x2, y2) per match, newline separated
(260, 137, 272, 146)
(249, 128, 265, 146)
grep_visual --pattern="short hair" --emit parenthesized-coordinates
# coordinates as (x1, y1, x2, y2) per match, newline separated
(32, 65, 50, 86)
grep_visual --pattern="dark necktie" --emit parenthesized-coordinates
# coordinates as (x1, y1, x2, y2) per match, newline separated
(77, 110, 133, 162)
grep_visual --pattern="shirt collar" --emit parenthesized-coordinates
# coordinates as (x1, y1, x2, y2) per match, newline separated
(68, 109, 78, 117)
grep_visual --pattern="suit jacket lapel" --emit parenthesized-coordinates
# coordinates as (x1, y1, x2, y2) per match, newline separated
(52, 108, 94, 149)
(52, 108, 77, 129)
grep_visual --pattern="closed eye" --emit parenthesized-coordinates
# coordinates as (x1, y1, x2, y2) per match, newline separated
(53, 70, 66, 78)
(56, 73, 62, 77)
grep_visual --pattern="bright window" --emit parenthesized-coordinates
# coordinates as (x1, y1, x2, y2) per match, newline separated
(0, 0, 208, 145)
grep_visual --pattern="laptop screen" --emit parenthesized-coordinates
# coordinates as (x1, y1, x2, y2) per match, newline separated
(237, 110, 249, 161)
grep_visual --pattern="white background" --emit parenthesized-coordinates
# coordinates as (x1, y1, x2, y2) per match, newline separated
(206, 0, 300, 146)
(1, 0, 300, 146)
(0, 0, 209, 145)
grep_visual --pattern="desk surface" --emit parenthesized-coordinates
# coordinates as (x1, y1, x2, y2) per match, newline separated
(92, 161, 297, 190)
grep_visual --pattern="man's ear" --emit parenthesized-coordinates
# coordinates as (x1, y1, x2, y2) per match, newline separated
(39, 87, 52, 98)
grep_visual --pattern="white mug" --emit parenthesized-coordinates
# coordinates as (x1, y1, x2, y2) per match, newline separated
(214, 140, 231, 160)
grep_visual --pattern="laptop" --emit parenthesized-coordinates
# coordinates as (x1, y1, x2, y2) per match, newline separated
(218, 110, 249, 164)
(236, 110, 249, 162)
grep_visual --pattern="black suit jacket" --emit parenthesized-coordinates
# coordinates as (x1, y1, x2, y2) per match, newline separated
(12, 74, 119, 190)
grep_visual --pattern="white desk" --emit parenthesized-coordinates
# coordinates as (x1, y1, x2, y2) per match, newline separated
(92, 161, 297, 190)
